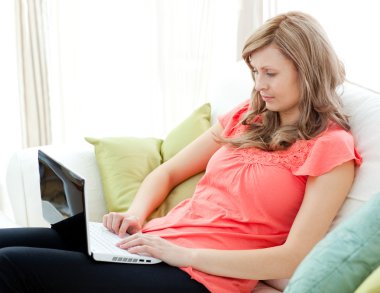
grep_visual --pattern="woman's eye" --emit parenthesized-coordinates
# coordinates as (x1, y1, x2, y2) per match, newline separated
(252, 69, 276, 77)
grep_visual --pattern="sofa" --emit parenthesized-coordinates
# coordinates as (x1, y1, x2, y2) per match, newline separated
(5, 62, 380, 291)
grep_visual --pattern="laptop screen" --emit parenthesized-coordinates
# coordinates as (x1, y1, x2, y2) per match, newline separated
(37, 150, 161, 264)
(38, 150, 85, 225)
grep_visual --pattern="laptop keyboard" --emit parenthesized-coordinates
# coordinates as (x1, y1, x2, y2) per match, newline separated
(87, 222, 160, 264)
(89, 222, 131, 254)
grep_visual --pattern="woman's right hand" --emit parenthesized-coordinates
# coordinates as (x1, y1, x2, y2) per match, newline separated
(102, 212, 142, 237)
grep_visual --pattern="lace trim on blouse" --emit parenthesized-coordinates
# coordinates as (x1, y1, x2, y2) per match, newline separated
(238, 139, 316, 170)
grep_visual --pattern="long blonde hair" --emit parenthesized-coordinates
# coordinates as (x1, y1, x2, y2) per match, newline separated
(227, 11, 349, 151)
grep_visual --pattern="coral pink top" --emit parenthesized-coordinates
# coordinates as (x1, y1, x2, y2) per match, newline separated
(143, 100, 362, 293)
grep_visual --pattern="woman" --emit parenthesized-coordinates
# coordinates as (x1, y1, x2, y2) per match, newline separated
(0, 11, 361, 293)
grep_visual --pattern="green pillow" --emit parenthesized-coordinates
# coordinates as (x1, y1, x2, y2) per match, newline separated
(85, 136, 163, 213)
(284, 193, 380, 293)
(149, 103, 211, 219)
(148, 172, 204, 220)
(355, 266, 380, 293)
(86, 103, 211, 217)
(161, 103, 211, 162)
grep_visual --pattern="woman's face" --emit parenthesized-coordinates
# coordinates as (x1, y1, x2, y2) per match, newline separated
(249, 44, 301, 125)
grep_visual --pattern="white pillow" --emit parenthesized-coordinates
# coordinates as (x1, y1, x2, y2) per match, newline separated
(331, 82, 380, 229)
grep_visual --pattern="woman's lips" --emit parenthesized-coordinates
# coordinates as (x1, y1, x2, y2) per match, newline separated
(261, 95, 274, 102)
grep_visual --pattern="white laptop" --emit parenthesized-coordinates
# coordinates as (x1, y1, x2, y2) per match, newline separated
(37, 150, 161, 265)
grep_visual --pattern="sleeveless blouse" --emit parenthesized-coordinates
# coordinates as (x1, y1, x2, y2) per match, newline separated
(143, 100, 362, 293)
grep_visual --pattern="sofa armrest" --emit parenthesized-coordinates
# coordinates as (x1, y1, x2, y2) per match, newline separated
(6, 143, 107, 227)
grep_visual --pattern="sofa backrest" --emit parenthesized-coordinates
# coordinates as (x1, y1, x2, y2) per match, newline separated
(7, 60, 380, 230)
(332, 82, 380, 229)
(6, 144, 108, 226)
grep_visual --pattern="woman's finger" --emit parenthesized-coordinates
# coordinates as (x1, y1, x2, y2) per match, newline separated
(117, 233, 144, 247)
(118, 234, 155, 249)
(104, 213, 113, 231)
(118, 218, 132, 237)
(102, 214, 108, 228)
(119, 235, 157, 256)
(111, 214, 123, 234)
(127, 244, 154, 257)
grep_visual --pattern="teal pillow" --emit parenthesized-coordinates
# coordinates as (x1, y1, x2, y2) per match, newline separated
(285, 193, 380, 293)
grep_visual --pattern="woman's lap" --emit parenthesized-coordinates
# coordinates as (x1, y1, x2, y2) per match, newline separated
(0, 227, 208, 293)
(0, 227, 68, 249)
(0, 246, 207, 293)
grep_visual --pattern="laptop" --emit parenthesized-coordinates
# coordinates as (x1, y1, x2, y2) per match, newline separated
(37, 150, 161, 265)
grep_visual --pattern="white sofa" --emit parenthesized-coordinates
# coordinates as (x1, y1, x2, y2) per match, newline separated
(5, 68, 380, 291)
(6, 81, 380, 227)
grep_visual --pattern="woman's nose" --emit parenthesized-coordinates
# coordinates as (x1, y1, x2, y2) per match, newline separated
(254, 75, 267, 92)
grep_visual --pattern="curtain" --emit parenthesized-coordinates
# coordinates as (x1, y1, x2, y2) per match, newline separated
(2, 0, 271, 221)
(45, 0, 243, 143)
(16, 0, 52, 148)
(237, 0, 277, 60)
(45, 0, 166, 142)
(156, 0, 219, 130)
(12, 0, 275, 145)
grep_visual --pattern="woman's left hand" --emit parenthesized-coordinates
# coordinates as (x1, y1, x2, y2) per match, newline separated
(116, 233, 193, 268)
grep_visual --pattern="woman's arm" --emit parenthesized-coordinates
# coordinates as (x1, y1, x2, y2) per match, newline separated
(103, 123, 223, 235)
(120, 160, 355, 280)
(128, 122, 223, 222)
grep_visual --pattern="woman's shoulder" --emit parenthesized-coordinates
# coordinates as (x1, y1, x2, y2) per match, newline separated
(314, 122, 355, 145)
(291, 122, 361, 176)
(218, 99, 251, 137)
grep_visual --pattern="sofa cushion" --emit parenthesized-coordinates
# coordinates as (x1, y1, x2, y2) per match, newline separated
(161, 103, 211, 162)
(86, 103, 211, 217)
(148, 103, 211, 219)
(284, 193, 380, 293)
(330, 83, 380, 229)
